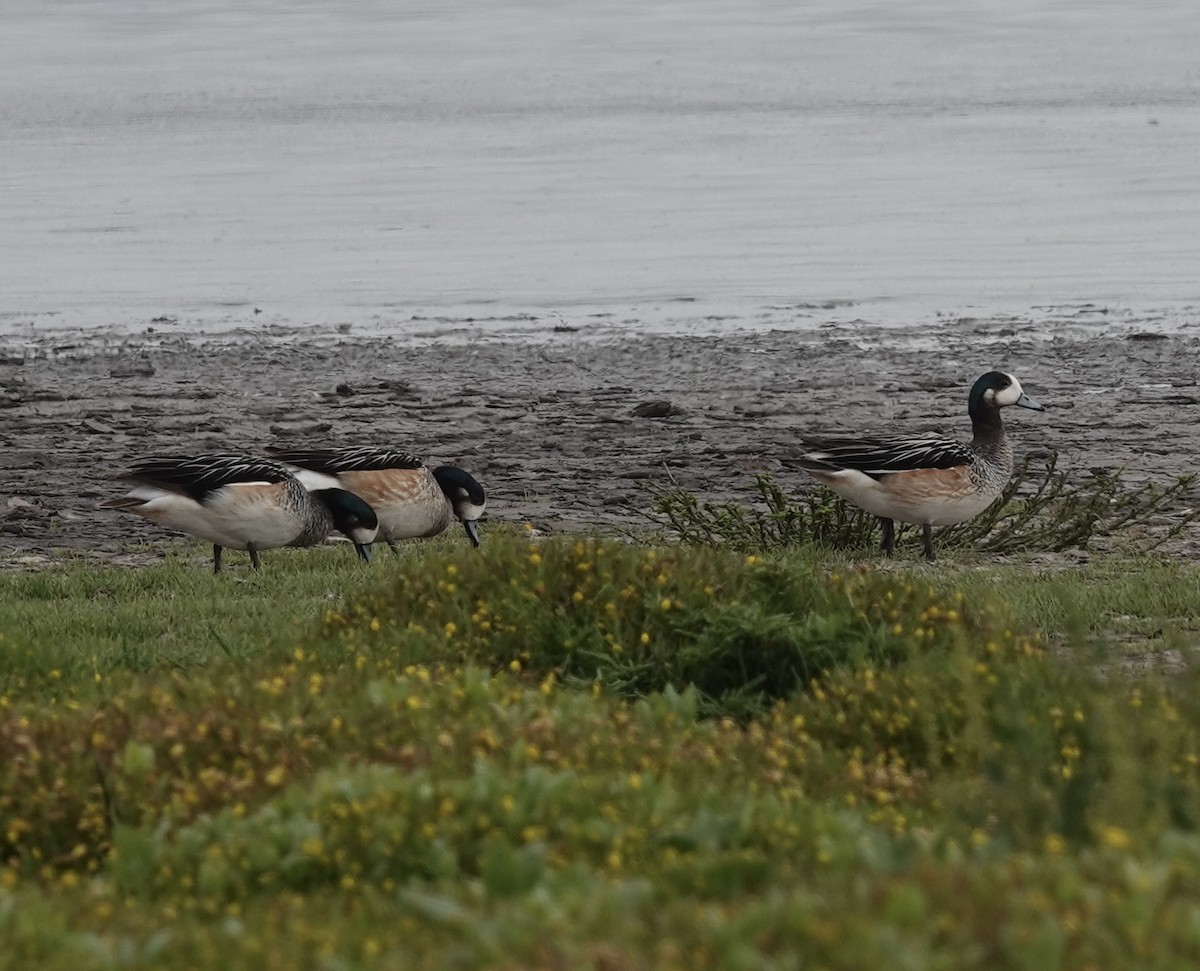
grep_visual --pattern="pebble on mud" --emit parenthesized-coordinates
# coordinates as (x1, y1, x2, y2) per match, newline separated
(632, 400, 681, 418)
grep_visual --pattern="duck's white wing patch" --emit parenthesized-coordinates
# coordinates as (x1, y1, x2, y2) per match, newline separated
(287, 468, 344, 491)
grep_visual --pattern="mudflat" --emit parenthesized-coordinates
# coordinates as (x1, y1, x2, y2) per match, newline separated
(2, 304, 1197, 567)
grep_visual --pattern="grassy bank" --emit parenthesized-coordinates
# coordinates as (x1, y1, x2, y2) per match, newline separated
(2, 535, 1200, 969)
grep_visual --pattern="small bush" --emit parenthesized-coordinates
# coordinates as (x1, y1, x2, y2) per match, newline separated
(649, 455, 1197, 555)
(109, 756, 832, 902)
(795, 637, 1200, 851)
(321, 536, 1010, 717)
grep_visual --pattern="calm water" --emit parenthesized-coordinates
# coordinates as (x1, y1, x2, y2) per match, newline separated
(3, 0, 1199, 334)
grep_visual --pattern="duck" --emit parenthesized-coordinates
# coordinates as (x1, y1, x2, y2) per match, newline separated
(267, 446, 486, 553)
(101, 453, 379, 572)
(795, 371, 1044, 560)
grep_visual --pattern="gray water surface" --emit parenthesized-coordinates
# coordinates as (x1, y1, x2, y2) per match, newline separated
(3, 1, 1199, 334)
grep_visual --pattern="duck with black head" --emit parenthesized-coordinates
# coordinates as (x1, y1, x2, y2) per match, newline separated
(101, 453, 379, 572)
(795, 371, 1044, 560)
(268, 446, 486, 554)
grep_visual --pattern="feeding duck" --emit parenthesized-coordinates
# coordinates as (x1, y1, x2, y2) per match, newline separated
(101, 453, 379, 571)
(268, 446, 486, 553)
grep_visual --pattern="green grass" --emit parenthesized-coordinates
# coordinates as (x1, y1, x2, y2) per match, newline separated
(0, 544, 383, 677)
(2, 534, 1200, 968)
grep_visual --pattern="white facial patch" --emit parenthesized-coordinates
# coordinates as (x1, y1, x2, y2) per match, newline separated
(993, 373, 1024, 407)
(458, 501, 486, 523)
(350, 524, 379, 545)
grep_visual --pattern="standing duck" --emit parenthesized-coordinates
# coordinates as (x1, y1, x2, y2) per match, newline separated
(101, 453, 379, 571)
(796, 371, 1044, 560)
(268, 446, 486, 553)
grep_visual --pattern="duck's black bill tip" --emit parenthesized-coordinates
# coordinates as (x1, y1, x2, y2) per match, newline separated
(1016, 393, 1045, 411)
(355, 542, 373, 564)
(464, 520, 482, 548)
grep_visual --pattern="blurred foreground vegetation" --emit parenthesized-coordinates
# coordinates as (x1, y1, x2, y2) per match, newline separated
(2, 532, 1200, 969)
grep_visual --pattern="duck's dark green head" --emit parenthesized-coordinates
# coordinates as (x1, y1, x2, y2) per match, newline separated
(432, 466, 486, 548)
(312, 488, 379, 562)
(968, 371, 1044, 421)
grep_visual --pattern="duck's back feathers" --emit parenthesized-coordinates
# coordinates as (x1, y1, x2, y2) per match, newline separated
(119, 453, 292, 502)
(268, 446, 425, 474)
(799, 436, 975, 478)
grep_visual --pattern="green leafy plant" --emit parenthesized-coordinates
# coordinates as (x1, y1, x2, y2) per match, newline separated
(322, 537, 1008, 718)
(648, 454, 1197, 555)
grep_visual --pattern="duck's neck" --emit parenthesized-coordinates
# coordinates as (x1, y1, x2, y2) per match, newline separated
(431, 493, 456, 533)
(970, 406, 1012, 467)
(293, 482, 335, 546)
(299, 503, 335, 546)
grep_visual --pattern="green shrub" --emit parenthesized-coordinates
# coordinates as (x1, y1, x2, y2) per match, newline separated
(794, 636, 1200, 851)
(649, 456, 1197, 555)
(321, 536, 1006, 716)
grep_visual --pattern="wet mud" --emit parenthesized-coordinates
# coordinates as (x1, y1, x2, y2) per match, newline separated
(2, 305, 1199, 568)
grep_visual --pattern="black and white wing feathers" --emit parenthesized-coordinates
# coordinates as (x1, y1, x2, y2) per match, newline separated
(268, 446, 425, 474)
(120, 453, 293, 501)
(799, 436, 974, 478)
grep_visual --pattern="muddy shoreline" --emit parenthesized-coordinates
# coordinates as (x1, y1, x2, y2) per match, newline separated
(3, 305, 1199, 568)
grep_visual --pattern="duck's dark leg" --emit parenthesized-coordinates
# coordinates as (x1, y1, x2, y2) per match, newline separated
(879, 517, 895, 556)
(212, 545, 223, 574)
(248, 543, 261, 570)
(922, 524, 936, 562)
(386, 538, 400, 557)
